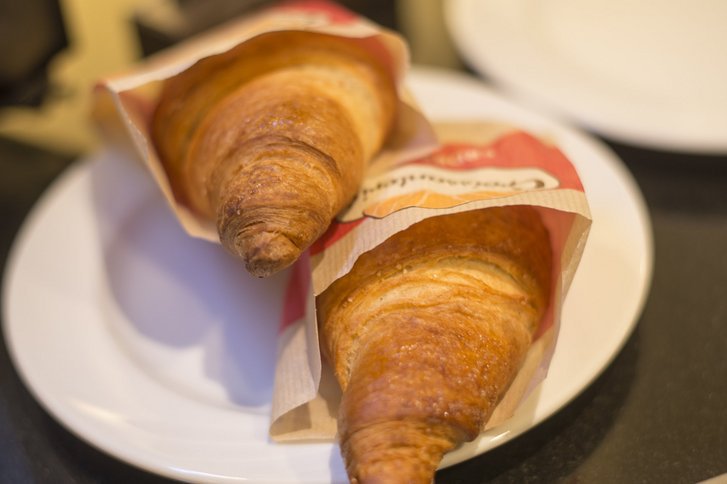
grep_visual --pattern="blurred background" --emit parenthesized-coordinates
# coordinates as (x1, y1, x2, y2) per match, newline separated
(3, 0, 725, 157)
(0, 0, 459, 156)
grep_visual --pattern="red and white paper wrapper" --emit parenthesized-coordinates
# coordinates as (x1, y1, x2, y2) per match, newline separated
(270, 121, 592, 440)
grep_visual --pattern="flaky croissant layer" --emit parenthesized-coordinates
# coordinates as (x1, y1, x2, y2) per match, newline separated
(151, 32, 397, 277)
(317, 206, 552, 483)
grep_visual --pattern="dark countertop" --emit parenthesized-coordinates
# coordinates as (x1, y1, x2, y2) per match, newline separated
(3, 5, 727, 483)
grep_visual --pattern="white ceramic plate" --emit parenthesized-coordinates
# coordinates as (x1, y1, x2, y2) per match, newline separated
(2, 67, 653, 483)
(445, 0, 727, 154)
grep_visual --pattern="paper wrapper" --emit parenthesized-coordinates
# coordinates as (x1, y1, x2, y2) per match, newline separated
(270, 120, 592, 441)
(92, 0, 437, 244)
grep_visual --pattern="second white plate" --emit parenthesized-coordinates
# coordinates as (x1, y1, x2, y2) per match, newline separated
(446, 0, 727, 154)
(2, 67, 653, 483)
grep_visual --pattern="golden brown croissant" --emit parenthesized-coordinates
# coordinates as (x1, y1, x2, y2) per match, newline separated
(151, 31, 397, 277)
(316, 206, 552, 483)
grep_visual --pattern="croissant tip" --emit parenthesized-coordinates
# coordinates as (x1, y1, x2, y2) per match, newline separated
(239, 230, 299, 278)
(340, 420, 455, 484)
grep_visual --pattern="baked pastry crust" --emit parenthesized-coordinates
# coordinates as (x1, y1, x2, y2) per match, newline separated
(317, 206, 552, 482)
(151, 31, 397, 277)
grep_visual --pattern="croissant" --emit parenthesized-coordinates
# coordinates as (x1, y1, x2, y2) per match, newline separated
(316, 206, 552, 483)
(151, 31, 397, 277)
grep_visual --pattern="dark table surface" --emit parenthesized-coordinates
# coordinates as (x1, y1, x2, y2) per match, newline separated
(3, 6, 727, 484)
